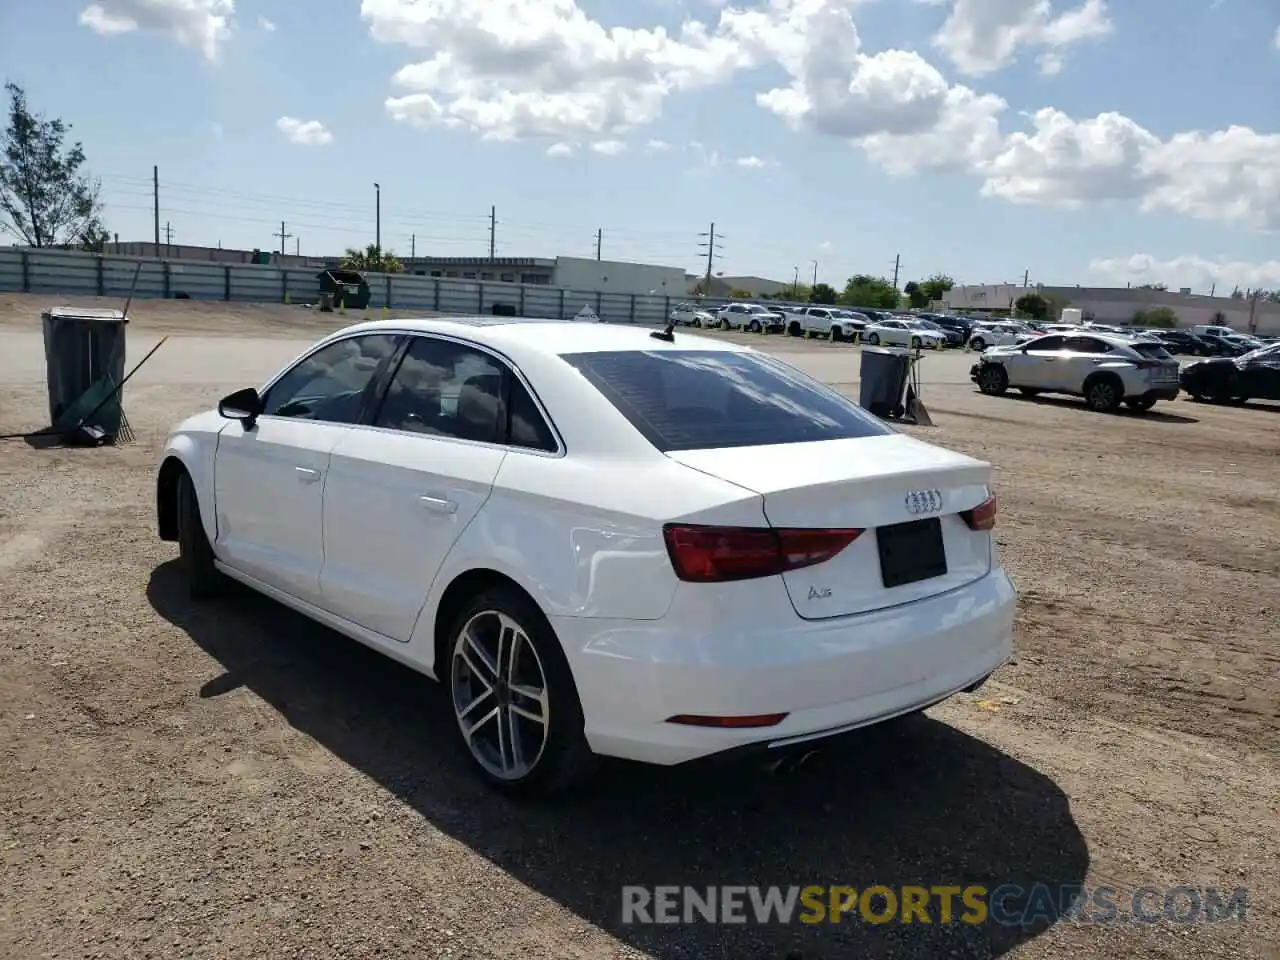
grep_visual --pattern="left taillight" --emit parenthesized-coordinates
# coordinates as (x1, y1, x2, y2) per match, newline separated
(961, 494, 997, 532)
(662, 524, 863, 583)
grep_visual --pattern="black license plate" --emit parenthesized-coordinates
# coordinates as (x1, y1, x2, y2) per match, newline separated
(877, 518, 948, 588)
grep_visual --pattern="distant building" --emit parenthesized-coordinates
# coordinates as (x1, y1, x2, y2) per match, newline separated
(940, 283, 1279, 335)
(701, 274, 793, 297)
(401, 255, 687, 298)
(111, 241, 320, 269)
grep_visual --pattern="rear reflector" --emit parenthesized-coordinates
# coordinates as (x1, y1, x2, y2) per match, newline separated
(662, 524, 863, 583)
(667, 713, 788, 728)
(961, 494, 997, 531)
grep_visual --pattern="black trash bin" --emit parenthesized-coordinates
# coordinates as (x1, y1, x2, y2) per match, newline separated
(41, 307, 128, 439)
(858, 346, 911, 419)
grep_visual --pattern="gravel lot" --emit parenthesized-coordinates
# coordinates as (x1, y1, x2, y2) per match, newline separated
(1, 294, 1276, 960)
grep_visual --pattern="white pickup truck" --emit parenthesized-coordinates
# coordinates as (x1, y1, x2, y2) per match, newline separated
(778, 306, 869, 342)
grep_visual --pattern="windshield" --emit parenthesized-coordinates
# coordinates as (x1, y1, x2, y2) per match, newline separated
(560, 349, 893, 452)
(914, 320, 941, 330)
(747, 305, 772, 314)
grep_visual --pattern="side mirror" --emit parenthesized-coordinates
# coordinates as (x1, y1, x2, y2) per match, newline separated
(218, 387, 264, 428)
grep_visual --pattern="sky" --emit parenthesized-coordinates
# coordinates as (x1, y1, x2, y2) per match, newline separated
(1, 0, 1278, 294)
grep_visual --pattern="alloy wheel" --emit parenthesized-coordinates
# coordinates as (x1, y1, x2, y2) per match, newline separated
(451, 609, 550, 781)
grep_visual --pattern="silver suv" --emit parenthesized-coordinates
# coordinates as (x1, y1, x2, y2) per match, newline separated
(970, 332, 1181, 413)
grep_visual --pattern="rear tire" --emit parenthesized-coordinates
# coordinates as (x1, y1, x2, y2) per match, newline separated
(1084, 374, 1123, 413)
(910, 336, 922, 349)
(788, 321, 802, 337)
(748, 319, 761, 333)
(176, 471, 222, 599)
(977, 364, 1009, 396)
(970, 337, 986, 352)
(447, 586, 598, 796)
(866, 332, 881, 346)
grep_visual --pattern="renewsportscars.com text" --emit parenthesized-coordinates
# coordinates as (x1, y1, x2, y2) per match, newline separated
(620, 884, 1249, 926)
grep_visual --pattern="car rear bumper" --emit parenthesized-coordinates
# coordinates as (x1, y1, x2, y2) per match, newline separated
(552, 567, 1017, 766)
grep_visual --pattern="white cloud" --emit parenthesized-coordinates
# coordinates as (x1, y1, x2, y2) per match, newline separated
(931, 0, 1112, 76)
(258, 15, 276, 32)
(644, 138, 671, 152)
(78, 0, 234, 61)
(546, 141, 574, 156)
(364, 0, 749, 140)
(590, 139, 627, 155)
(1273, 24, 1280, 49)
(276, 116, 334, 146)
(359, 0, 1278, 231)
(736, 155, 767, 167)
(1089, 254, 1280, 292)
(210, 122, 224, 138)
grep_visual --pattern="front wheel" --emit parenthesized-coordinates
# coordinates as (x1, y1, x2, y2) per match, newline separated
(176, 471, 223, 599)
(977, 364, 1009, 395)
(910, 336, 922, 349)
(448, 587, 598, 796)
(691, 318, 701, 328)
(970, 337, 986, 352)
(866, 332, 880, 346)
(748, 319, 761, 333)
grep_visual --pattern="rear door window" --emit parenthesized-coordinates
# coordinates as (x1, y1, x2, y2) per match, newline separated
(561, 349, 893, 452)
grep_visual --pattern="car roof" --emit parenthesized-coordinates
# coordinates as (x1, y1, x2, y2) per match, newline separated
(325, 316, 755, 357)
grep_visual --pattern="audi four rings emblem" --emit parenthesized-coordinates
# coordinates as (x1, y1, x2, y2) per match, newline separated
(905, 489, 944, 515)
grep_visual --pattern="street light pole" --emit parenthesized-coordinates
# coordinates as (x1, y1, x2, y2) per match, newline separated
(793, 266, 799, 297)
(810, 259, 818, 288)
(374, 182, 381, 253)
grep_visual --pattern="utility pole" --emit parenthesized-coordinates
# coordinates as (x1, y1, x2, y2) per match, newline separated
(411, 233, 416, 258)
(152, 165, 160, 250)
(163, 221, 174, 257)
(1209, 282, 1216, 297)
(891, 254, 901, 290)
(274, 220, 293, 256)
(295, 238, 300, 257)
(595, 228, 602, 261)
(489, 205, 497, 260)
(1023, 269, 1030, 286)
(373, 182, 381, 252)
(811, 260, 818, 288)
(697, 222, 723, 290)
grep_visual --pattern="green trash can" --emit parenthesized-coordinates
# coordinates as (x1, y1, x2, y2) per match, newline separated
(41, 307, 128, 439)
(318, 269, 371, 310)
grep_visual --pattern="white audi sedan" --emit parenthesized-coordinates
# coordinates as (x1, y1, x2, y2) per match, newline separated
(156, 318, 1015, 795)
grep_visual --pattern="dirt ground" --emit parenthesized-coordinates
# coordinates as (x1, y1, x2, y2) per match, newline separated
(0, 294, 1276, 960)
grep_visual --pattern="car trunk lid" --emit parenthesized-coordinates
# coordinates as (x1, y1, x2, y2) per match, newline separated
(667, 433, 995, 618)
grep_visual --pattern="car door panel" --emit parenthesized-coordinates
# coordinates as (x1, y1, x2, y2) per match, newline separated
(214, 419, 350, 604)
(320, 429, 505, 640)
(212, 332, 403, 606)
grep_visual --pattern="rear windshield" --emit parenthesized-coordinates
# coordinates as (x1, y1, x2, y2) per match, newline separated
(1131, 342, 1174, 359)
(561, 349, 893, 452)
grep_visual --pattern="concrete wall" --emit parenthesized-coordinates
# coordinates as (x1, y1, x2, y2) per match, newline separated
(0, 248, 687, 325)
(551, 256, 687, 298)
(942, 283, 1280, 335)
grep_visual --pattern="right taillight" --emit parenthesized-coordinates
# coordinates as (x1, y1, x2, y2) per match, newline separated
(962, 494, 997, 532)
(662, 524, 863, 583)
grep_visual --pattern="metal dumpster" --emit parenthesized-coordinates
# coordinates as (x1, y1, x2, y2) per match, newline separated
(41, 307, 128, 439)
(858, 346, 912, 419)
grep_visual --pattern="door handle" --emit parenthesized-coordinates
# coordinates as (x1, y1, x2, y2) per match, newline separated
(295, 466, 322, 483)
(419, 495, 458, 515)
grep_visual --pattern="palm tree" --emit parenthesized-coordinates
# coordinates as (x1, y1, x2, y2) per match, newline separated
(341, 243, 403, 273)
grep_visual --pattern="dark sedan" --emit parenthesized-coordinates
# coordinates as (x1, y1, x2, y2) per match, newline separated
(1180, 342, 1280, 405)
(1152, 330, 1213, 356)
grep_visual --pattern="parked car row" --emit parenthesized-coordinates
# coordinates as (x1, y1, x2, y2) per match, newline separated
(1179, 340, 1280, 405)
